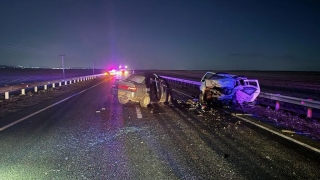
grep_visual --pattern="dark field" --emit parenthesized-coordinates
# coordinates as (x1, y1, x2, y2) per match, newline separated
(0, 68, 106, 87)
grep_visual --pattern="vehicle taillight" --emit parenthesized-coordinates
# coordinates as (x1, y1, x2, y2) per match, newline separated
(118, 84, 137, 92)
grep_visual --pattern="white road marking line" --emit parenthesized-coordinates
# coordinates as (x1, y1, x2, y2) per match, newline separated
(0, 81, 106, 132)
(135, 106, 143, 119)
(221, 110, 320, 154)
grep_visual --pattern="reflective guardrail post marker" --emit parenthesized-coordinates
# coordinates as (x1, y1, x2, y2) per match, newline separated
(59, 82, 62, 87)
(65, 81, 67, 85)
(44, 85, 47, 90)
(5, 92, 9, 99)
(307, 99, 313, 118)
(52, 83, 55, 88)
(34, 86, 38, 92)
(307, 107, 312, 118)
(275, 101, 280, 110)
(21, 89, 25, 95)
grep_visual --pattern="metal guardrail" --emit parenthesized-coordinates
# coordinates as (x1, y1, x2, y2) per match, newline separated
(259, 92, 320, 109)
(160, 75, 320, 118)
(160, 75, 201, 87)
(0, 74, 105, 99)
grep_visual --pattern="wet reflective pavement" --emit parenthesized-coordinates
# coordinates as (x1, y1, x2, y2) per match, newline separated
(0, 77, 319, 179)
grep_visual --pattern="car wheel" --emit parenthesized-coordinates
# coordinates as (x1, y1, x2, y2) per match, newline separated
(140, 95, 150, 108)
(118, 97, 129, 104)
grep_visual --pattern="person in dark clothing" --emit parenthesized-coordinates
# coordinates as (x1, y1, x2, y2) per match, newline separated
(160, 77, 172, 104)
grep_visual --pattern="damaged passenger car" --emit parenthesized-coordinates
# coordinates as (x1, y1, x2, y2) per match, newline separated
(199, 72, 260, 106)
(112, 73, 170, 107)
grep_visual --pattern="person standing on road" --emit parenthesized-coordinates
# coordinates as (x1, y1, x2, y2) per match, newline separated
(160, 77, 172, 104)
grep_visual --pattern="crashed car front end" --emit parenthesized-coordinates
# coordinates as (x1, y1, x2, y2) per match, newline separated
(202, 78, 236, 105)
(200, 72, 260, 106)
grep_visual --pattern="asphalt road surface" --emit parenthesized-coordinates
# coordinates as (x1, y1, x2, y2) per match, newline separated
(0, 76, 319, 179)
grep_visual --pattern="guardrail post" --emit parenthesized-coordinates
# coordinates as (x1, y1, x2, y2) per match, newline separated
(5, 92, 9, 99)
(65, 81, 67, 85)
(21, 89, 25, 95)
(52, 83, 55, 88)
(44, 85, 47, 90)
(307, 99, 313, 118)
(307, 107, 312, 118)
(34, 86, 38, 92)
(69, 80, 72, 84)
(59, 82, 62, 87)
(275, 101, 280, 110)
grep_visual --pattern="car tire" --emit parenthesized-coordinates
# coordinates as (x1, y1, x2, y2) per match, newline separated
(140, 95, 150, 108)
(118, 97, 129, 104)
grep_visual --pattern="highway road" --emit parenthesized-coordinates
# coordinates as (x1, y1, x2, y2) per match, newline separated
(0, 76, 319, 179)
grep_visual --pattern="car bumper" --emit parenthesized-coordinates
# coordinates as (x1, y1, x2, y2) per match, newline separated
(112, 88, 140, 102)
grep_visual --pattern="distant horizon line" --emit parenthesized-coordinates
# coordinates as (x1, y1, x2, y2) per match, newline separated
(0, 65, 319, 72)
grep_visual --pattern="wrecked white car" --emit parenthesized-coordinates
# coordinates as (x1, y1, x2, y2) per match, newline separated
(199, 72, 260, 106)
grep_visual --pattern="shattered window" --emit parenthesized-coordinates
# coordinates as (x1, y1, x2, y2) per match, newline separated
(241, 87, 257, 95)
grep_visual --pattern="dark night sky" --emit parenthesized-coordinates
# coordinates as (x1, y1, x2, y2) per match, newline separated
(0, 0, 319, 70)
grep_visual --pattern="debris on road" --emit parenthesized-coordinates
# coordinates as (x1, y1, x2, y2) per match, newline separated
(171, 90, 320, 141)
